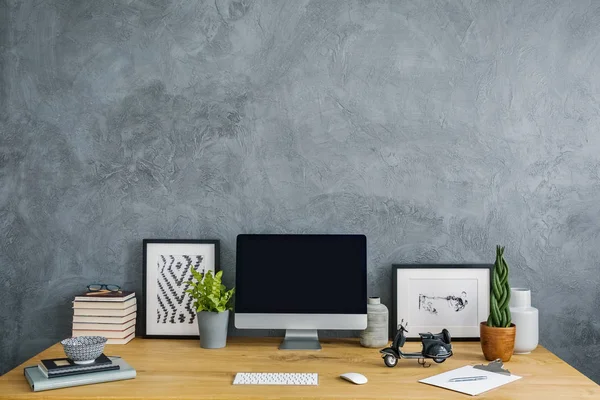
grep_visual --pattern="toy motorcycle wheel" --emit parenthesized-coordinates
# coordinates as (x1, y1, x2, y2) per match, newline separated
(383, 354, 398, 367)
(433, 358, 446, 364)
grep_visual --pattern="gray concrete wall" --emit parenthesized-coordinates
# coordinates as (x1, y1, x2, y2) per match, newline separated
(0, 0, 7, 123)
(1, 0, 599, 383)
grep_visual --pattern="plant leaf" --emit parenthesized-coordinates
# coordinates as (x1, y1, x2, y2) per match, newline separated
(186, 266, 235, 313)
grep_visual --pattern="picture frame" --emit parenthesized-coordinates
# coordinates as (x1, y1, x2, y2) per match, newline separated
(140, 239, 220, 339)
(392, 264, 492, 340)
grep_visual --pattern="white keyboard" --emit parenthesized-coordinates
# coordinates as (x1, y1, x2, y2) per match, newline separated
(233, 372, 318, 386)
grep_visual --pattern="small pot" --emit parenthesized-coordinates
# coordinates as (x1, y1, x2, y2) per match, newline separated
(480, 321, 516, 362)
(197, 310, 229, 349)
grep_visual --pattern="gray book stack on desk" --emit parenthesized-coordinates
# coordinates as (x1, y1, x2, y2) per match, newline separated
(24, 356, 136, 392)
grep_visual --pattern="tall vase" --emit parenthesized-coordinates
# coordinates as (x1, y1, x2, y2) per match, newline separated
(360, 297, 388, 348)
(510, 288, 538, 354)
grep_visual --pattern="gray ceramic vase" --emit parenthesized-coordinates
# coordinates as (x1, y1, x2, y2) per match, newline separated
(360, 297, 389, 348)
(197, 310, 229, 349)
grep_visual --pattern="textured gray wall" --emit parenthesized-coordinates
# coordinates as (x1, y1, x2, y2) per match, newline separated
(1, 0, 599, 383)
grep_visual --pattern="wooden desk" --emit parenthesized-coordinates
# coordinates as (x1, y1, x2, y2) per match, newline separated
(0, 337, 598, 399)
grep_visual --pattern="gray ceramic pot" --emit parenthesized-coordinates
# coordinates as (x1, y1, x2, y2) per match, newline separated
(197, 310, 229, 349)
(360, 297, 389, 348)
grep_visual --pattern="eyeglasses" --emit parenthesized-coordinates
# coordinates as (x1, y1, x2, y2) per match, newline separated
(87, 284, 121, 292)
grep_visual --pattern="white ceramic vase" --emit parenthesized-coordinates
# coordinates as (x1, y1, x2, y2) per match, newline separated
(510, 288, 538, 354)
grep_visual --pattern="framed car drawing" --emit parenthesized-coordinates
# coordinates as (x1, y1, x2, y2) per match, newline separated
(392, 264, 492, 339)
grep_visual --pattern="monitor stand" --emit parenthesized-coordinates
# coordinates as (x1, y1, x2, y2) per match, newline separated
(279, 329, 321, 350)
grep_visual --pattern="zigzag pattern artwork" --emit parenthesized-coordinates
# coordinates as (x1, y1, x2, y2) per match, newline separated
(156, 254, 204, 324)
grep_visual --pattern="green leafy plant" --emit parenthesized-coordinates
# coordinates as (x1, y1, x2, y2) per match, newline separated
(186, 269, 235, 313)
(487, 245, 512, 327)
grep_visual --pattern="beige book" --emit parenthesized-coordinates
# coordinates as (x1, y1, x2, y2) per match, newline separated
(72, 325, 135, 339)
(73, 298, 136, 310)
(72, 317, 136, 331)
(106, 332, 135, 345)
(73, 291, 135, 302)
(73, 304, 137, 317)
(72, 312, 136, 324)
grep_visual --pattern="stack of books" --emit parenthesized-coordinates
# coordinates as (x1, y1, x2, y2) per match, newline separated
(24, 354, 136, 392)
(71, 291, 137, 344)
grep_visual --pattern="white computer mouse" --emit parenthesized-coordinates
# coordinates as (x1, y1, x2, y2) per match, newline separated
(340, 372, 368, 385)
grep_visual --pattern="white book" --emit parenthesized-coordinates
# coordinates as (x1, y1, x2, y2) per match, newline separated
(73, 312, 136, 324)
(73, 298, 136, 310)
(72, 317, 136, 331)
(73, 304, 136, 317)
(72, 325, 135, 339)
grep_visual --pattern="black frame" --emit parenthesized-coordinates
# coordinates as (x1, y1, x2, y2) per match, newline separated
(391, 264, 493, 341)
(140, 239, 221, 339)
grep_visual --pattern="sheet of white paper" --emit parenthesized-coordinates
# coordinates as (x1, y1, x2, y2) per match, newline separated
(419, 365, 522, 396)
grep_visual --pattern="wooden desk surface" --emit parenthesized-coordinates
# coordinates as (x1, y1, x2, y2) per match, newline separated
(0, 337, 598, 399)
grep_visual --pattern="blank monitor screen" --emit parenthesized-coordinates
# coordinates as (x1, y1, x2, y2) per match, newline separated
(235, 234, 367, 314)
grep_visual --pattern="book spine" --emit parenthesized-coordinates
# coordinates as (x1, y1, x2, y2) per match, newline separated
(47, 365, 120, 378)
(24, 367, 36, 388)
(73, 312, 136, 324)
(73, 294, 135, 302)
(72, 330, 133, 339)
(25, 367, 136, 392)
(72, 318, 136, 330)
(106, 334, 135, 344)
(73, 305, 136, 316)
(73, 299, 136, 309)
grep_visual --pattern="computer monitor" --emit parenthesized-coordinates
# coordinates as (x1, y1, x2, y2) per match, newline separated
(235, 234, 367, 350)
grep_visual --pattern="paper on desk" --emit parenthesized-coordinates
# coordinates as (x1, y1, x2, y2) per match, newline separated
(419, 365, 522, 396)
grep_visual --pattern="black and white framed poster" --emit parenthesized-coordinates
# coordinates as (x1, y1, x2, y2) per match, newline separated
(141, 239, 220, 338)
(392, 264, 492, 339)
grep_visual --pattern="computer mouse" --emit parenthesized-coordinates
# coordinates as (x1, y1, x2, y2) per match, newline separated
(340, 372, 368, 385)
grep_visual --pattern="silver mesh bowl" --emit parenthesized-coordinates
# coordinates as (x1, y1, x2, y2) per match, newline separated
(61, 336, 107, 363)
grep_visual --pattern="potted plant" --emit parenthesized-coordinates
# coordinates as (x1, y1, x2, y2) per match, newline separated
(186, 269, 235, 349)
(480, 246, 516, 361)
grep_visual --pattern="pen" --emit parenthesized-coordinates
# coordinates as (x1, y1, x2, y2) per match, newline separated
(448, 376, 488, 382)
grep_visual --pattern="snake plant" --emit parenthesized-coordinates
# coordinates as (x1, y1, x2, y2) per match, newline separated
(487, 245, 512, 328)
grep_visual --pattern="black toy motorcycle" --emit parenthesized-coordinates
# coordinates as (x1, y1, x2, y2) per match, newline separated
(380, 320, 453, 367)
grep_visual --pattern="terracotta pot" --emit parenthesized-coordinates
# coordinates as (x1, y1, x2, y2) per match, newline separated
(480, 321, 516, 362)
